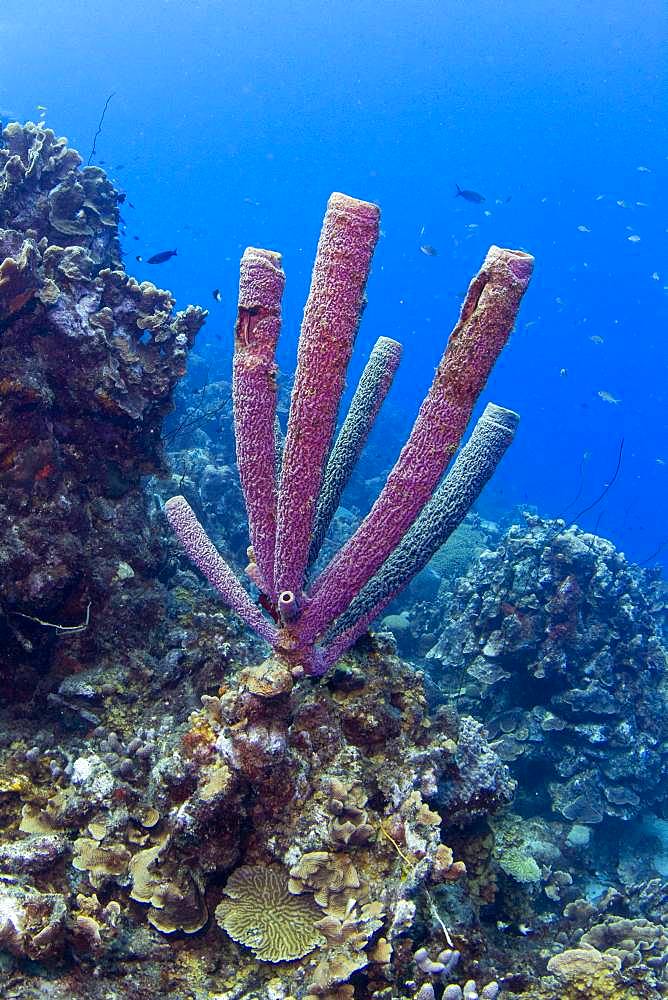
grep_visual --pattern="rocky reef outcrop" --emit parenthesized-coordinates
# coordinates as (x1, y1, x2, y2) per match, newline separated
(426, 513, 668, 824)
(0, 122, 206, 697)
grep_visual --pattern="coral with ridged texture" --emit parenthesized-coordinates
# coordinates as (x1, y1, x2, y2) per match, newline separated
(215, 864, 325, 961)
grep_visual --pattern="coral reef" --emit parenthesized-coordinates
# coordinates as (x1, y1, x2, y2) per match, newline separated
(0, 122, 206, 695)
(426, 513, 668, 824)
(0, 121, 121, 267)
(1, 123, 667, 1000)
(0, 611, 517, 997)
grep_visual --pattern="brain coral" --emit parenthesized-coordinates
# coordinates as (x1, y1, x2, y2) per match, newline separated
(215, 864, 325, 962)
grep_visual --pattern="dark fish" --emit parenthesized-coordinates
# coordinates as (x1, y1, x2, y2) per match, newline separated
(147, 249, 177, 264)
(455, 184, 485, 203)
(420, 244, 438, 257)
(212, 289, 222, 302)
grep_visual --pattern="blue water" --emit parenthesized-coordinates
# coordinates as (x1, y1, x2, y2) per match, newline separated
(4, 0, 666, 567)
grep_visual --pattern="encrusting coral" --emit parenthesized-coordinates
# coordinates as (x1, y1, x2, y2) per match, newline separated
(215, 864, 325, 961)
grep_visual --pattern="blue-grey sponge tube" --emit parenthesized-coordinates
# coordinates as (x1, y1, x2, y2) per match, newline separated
(321, 402, 518, 664)
(274, 414, 284, 479)
(307, 336, 402, 569)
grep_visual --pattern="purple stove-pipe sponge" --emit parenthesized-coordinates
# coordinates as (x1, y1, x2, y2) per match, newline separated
(165, 193, 534, 678)
(307, 335, 402, 570)
(233, 247, 285, 598)
(318, 402, 519, 671)
(300, 245, 533, 645)
(273, 192, 380, 598)
(164, 495, 277, 646)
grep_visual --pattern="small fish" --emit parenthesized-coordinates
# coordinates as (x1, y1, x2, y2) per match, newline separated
(597, 390, 621, 404)
(637, 165, 651, 172)
(560, 368, 568, 377)
(466, 223, 479, 229)
(657, 458, 665, 466)
(589, 335, 604, 344)
(212, 289, 222, 302)
(595, 194, 605, 200)
(420, 244, 438, 257)
(577, 225, 591, 233)
(616, 200, 628, 208)
(455, 184, 485, 203)
(135, 255, 143, 262)
(652, 272, 660, 280)
(147, 249, 177, 264)
(627, 234, 641, 243)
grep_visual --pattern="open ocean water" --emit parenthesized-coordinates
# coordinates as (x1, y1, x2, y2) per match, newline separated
(3, 0, 667, 565)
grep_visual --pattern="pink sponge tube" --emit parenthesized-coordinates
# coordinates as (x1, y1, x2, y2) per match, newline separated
(233, 247, 285, 598)
(301, 245, 534, 644)
(273, 192, 380, 599)
(164, 495, 277, 646)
